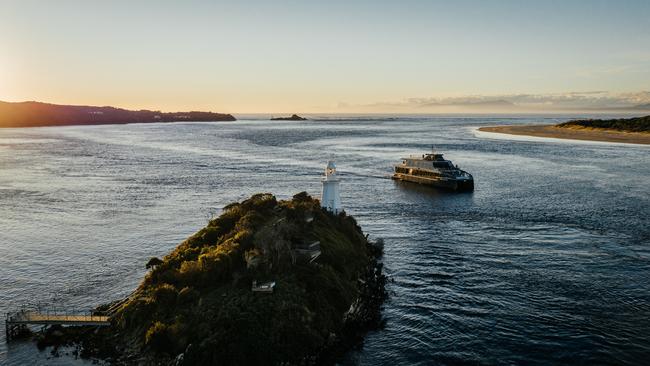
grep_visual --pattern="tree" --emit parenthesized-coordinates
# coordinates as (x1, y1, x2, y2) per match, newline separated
(146, 257, 163, 270)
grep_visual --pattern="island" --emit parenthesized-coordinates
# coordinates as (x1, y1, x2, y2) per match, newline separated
(32, 192, 386, 365)
(478, 115, 650, 145)
(270, 114, 308, 121)
(0, 100, 236, 128)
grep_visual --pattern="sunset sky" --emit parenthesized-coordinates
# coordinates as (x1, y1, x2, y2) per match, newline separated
(1, 0, 649, 113)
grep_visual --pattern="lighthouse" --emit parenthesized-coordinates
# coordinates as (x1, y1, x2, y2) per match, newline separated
(321, 161, 342, 214)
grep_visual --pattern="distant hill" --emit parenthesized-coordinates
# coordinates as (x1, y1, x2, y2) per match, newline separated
(0, 101, 236, 128)
(557, 115, 650, 133)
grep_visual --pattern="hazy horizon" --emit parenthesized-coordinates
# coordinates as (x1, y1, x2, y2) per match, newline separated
(2, 0, 649, 113)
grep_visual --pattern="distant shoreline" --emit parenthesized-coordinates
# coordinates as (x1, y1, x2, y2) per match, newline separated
(478, 125, 650, 145)
(0, 100, 236, 128)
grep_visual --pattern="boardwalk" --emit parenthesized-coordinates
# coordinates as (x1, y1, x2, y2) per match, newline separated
(5, 309, 110, 341)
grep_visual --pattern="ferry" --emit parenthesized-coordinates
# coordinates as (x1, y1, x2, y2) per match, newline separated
(392, 151, 474, 192)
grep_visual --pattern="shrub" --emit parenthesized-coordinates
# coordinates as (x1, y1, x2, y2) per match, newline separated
(200, 226, 223, 244)
(152, 283, 177, 306)
(198, 247, 233, 283)
(232, 227, 254, 249)
(177, 286, 199, 304)
(115, 298, 155, 329)
(208, 209, 240, 233)
(179, 260, 202, 285)
(145, 321, 173, 353)
(241, 193, 277, 212)
(292, 191, 311, 202)
(157, 268, 183, 286)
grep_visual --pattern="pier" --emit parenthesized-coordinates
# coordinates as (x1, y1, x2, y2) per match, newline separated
(5, 308, 110, 341)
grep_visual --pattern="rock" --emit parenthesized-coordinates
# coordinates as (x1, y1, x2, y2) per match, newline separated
(270, 114, 307, 121)
(174, 352, 184, 366)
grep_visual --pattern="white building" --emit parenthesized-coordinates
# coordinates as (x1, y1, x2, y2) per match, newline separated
(321, 161, 342, 214)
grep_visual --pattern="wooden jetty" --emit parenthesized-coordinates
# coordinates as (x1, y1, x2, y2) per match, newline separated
(5, 308, 110, 341)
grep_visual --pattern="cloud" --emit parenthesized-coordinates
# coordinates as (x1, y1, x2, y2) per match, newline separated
(616, 91, 650, 105)
(337, 91, 650, 112)
(576, 65, 637, 78)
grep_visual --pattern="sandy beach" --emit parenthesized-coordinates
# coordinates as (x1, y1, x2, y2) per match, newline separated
(478, 125, 650, 145)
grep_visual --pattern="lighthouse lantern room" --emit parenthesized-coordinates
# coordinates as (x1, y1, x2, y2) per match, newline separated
(321, 161, 342, 214)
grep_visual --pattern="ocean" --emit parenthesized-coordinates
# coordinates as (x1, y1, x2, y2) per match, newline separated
(1, 116, 649, 365)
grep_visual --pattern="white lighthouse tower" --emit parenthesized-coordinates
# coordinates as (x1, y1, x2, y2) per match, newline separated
(321, 161, 342, 214)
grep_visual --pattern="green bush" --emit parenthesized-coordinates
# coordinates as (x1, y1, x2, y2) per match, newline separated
(179, 260, 202, 285)
(200, 226, 223, 244)
(145, 321, 173, 353)
(177, 286, 199, 304)
(152, 283, 177, 306)
(115, 297, 155, 329)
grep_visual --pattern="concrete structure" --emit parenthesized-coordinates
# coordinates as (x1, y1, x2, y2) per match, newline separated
(252, 280, 275, 293)
(321, 161, 342, 214)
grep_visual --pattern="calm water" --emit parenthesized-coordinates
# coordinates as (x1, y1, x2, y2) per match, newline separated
(1, 116, 649, 365)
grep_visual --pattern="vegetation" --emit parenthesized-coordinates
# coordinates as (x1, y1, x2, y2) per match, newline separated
(146, 257, 163, 269)
(557, 115, 650, 133)
(110, 192, 385, 365)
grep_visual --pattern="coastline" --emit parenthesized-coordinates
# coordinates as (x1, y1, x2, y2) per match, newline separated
(478, 125, 650, 145)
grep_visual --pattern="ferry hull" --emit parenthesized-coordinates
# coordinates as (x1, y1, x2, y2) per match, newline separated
(392, 173, 474, 192)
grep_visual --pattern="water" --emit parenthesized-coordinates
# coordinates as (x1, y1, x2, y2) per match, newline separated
(1, 116, 648, 365)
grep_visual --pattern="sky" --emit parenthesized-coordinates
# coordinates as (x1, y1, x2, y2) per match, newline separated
(1, 0, 649, 113)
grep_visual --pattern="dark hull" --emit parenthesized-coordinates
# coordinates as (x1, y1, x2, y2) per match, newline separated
(392, 173, 474, 192)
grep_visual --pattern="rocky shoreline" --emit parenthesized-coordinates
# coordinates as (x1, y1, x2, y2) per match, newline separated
(308, 238, 387, 365)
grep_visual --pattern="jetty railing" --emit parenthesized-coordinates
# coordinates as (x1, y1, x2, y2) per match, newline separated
(4, 289, 142, 342)
(5, 305, 111, 342)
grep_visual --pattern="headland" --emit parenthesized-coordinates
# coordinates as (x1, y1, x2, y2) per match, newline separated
(0, 100, 236, 128)
(23, 192, 386, 365)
